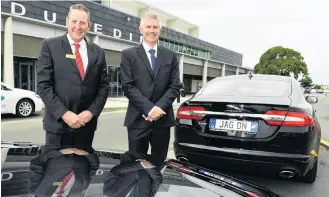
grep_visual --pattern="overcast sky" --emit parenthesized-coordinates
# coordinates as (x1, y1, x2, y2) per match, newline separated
(142, 0, 329, 84)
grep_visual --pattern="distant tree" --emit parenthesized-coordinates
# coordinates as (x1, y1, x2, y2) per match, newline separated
(299, 73, 313, 88)
(313, 84, 322, 89)
(254, 46, 308, 79)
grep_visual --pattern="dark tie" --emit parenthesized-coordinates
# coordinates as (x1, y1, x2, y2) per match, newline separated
(149, 49, 156, 73)
(74, 43, 85, 79)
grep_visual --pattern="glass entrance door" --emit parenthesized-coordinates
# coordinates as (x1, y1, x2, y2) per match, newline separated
(108, 66, 123, 97)
(14, 57, 37, 92)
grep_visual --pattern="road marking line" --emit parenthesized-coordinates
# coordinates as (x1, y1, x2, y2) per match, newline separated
(321, 139, 329, 149)
(319, 95, 328, 100)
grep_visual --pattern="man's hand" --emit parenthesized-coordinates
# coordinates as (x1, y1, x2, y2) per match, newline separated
(62, 111, 82, 129)
(78, 110, 93, 125)
(72, 149, 89, 156)
(60, 148, 89, 155)
(136, 159, 154, 168)
(147, 106, 166, 121)
(60, 148, 76, 155)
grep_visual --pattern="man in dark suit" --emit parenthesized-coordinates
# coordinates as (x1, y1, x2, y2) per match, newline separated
(29, 147, 99, 197)
(37, 4, 109, 150)
(120, 12, 180, 165)
(103, 151, 164, 197)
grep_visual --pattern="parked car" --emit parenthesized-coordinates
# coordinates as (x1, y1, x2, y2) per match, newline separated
(1, 82, 44, 117)
(1, 141, 281, 197)
(174, 74, 321, 183)
(303, 87, 312, 93)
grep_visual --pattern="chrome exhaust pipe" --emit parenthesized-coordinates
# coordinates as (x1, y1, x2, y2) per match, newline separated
(177, 157, 189, 163)
(279, 170, 296, 179)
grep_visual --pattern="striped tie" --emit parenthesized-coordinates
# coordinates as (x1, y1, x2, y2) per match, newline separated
(53, 170, 75, 197)
(74, 43, 85, 79)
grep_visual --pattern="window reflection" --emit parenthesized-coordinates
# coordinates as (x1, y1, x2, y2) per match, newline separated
(107, 66, 123, 97)
(159, 38, 210, 59)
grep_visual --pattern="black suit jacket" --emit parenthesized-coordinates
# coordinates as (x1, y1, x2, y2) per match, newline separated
(37, 34, 109, 133)
(103, 152, 163, 197)
(120, 44, 180, 128)
(28, 149, 100, 197)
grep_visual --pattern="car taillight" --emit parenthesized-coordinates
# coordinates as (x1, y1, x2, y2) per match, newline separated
(167, 162, 193, 174)
(246, 191, 266, 197)
(177, 106, 205, 121)
(265, 110, 315, 127)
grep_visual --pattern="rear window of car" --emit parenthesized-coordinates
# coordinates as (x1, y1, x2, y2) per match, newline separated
(200, 79, 291, 97)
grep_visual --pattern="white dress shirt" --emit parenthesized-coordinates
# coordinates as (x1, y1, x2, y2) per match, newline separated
(142, 41, 158, 116)
(67, 34, 88, 72)
(142, 41, 158, 68)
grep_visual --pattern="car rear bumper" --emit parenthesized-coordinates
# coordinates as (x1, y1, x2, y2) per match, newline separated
(174, 141, 316, 176)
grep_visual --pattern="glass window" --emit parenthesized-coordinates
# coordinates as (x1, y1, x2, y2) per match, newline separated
(159, 39, 164, 47)
(169, 42, 174, 50)
(179, 44, 183, 52)
(183, 46, 187, 53)
(187, 47, 191, 55)
(193, 49, 198, 56)
(198, 50, 203, 57)
(200, 78, 292, 97)
(1, 55, 3, 82)
(174, 43, 178, 51)
(164, 40, 168, 48)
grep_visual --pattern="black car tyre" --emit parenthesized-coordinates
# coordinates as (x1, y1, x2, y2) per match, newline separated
(300, 159, 318, 183)
(16, 99, 35, 117)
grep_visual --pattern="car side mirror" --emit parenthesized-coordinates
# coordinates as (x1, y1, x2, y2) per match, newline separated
(306, 96, 318, 104)
(1, 86, 9, 91)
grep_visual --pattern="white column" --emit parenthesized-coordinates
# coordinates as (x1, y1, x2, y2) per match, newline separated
(236, 67, 240, 75)
(202, 60, 208, 85)
(101, 0, 110, 7)
(221, 64, 226, 77)
(179, 54, 184, 82)
(92, 35, 99, 45)
(3, 17, 14, 87)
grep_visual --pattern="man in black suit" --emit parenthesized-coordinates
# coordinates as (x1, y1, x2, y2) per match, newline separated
(120, 12, 180, 165)
(29, 147, 99, 197)
(103, 151, 164, 197)
(37, 4, 109, 150)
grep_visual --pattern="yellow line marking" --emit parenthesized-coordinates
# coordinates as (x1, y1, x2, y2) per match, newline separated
(310, 149, 318, 157)
(321, 139, 329, 147)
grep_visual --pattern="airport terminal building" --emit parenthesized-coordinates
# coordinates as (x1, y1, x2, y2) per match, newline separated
(1, 0, 253, 96)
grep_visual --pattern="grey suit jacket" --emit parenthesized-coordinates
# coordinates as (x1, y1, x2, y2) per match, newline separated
(36, 34, 109, 133)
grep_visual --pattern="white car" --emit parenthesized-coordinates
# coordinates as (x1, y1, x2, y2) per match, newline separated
(1, 82, 44, 117)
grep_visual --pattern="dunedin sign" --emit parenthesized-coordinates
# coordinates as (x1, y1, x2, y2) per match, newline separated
(8, 2, 143, 43)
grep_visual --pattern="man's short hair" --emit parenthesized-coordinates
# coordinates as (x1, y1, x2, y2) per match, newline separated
(140, 12, 161, 28)
(67, 4, 91, 22)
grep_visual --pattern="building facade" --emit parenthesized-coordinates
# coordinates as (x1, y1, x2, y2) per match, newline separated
(1, 0, 253, 96)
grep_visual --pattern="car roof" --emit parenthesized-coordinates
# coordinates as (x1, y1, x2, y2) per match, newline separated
(213, 74, 292, 82)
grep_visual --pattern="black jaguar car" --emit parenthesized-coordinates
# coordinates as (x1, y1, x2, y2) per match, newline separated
(1, 141, 281, 197)
(174, 74, 321, 183)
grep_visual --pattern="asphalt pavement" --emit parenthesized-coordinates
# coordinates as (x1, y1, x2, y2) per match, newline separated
(314, 95, 329, 141)
(1, 96, 329, 197)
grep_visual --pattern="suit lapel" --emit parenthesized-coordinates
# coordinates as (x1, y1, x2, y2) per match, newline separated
(61, 35, 81, 81)
(137, 44, 154, 79)
(83, 39, 94, 80)
(154, 46, 164, 79)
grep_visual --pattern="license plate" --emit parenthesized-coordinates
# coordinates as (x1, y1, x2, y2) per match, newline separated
(209, 119, 258, 133)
